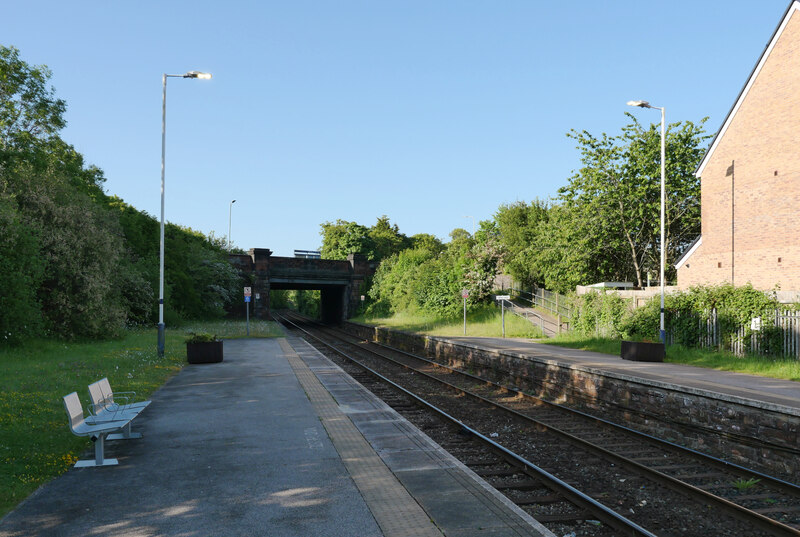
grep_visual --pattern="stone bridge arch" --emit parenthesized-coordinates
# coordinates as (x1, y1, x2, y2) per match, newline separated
(229, 249, 373, 323)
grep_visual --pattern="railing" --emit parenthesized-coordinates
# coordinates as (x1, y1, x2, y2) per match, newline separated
(503, 285, 572, 320)
(496, 299, 547, 336)
(668, 308, 800, 358)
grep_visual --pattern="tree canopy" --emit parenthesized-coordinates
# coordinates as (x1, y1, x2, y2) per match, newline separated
(0, 45, 241, 345)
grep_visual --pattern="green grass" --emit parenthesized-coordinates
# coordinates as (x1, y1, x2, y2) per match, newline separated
(0, 320, 282, 518)
(352, 305, 543, 339)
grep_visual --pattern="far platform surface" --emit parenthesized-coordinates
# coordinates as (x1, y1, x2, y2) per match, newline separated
(0, 337, 552, 537)
(444, 336, 800, 414)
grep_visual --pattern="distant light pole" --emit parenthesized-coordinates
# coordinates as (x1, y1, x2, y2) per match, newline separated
(158, 70, 212, 357)
(464, 215, 475, 236)
(228, 199, 236, 251)
(627, 99, 666, 344)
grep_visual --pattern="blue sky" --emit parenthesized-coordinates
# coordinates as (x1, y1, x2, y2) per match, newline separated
(2, 1, 789, 256)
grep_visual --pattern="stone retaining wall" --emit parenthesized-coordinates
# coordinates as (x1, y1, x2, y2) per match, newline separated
(343, 322, 800, 480)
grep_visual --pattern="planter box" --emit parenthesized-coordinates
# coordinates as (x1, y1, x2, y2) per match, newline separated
(621, 340, 664, 362)
(187, 341, 223, 364)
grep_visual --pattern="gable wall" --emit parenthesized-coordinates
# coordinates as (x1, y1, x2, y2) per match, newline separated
(679, 6, 800, 291)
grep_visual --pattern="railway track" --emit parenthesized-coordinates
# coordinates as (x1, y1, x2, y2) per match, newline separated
(275, 312, 800, 537)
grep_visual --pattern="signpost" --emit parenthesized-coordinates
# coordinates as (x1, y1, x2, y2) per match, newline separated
(496, 295, 510, 338)
(244, 287, 252, 336)
(461, 289, 469, 335)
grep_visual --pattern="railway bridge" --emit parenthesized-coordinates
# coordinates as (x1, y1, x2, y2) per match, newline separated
(229, 248, 373, 323)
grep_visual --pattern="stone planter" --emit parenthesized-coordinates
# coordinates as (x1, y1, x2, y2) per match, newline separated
(620, 340, 664, 362)
(187, 340, 223, 364)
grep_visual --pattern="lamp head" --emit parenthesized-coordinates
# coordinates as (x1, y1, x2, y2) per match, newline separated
(627, 100, 651, 108)
(185, 71, 212, 80)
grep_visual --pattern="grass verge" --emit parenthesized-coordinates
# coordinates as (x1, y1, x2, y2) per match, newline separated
(352, 305, 543, 339)
(0, 320, 281, 518)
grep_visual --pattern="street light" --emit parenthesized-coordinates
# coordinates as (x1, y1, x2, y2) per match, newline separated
(158, 70, 212, 357)
(228, 199, 236, 251)
(627, 99, 666, 344)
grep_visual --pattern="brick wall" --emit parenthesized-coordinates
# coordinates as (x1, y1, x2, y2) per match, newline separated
(679, 7, 800, 291)
(343, 321, 800, 479)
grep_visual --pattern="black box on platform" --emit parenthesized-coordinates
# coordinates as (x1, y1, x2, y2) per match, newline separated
(187, 341, 224, 364)
(620, 340, 664, 362)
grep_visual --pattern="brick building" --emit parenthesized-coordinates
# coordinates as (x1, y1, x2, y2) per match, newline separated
(676, 1, 800, 294)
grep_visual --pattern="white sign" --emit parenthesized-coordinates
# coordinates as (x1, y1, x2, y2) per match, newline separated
(495, 295, 511, 301)
(360, 295, 365, 301)
(461, 289, 469, 298)
(750, 317, 761, 331)
(244, 287, 252, 297)
(255, 293, 260, 300)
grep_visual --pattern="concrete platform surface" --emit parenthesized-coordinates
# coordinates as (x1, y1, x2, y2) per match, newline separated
(446, 336, 800, 414)
(0, 337, 553, 537)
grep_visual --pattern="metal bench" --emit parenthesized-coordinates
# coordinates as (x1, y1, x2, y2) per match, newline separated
(63, 392, 132, 467)
(87, 378, 150, 440)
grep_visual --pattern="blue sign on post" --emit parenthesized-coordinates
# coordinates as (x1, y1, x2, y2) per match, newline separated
(244, 296, 251, 302)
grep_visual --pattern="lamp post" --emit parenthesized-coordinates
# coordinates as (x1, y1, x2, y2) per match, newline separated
(158, 70, 212, 357)
(228, 199, 236, 251)
(627, 99, 666, 344)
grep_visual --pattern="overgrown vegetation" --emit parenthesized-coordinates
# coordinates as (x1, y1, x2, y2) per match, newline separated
(567, 283, 796, 357)
(0, 46, 241, 347)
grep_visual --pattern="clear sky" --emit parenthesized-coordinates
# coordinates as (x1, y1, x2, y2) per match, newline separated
(2, 1, 790, 256)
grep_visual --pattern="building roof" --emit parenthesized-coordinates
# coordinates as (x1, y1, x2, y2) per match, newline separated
(695, 1, 800, 177)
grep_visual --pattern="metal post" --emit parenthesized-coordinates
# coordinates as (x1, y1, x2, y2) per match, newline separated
(246, 300, 250, 336)
(228, 199, 236, 251)
(659, 106, 666, 344)
(157, 70, 212, 357)
(501, 300, 506, 338)
(463, 297, 467, 336)
(158, 74, 167, 357)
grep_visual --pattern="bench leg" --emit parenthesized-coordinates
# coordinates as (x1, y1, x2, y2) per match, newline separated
(107, 421, 141, 441)
(74, 434, 118, 468)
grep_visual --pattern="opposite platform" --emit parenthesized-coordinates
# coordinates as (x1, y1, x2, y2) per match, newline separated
(444, 336, 800, 414)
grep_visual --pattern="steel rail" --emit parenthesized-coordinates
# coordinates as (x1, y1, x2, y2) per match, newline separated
(281, 313, 800, 537)
(275, 312, 656, 537)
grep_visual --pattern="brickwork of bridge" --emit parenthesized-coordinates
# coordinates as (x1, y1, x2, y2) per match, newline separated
(229, 248, 373, 323)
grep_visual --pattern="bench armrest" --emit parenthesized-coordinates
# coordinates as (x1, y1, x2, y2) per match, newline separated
(86, 402, 126, 423)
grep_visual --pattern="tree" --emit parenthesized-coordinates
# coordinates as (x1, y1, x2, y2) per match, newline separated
(494, 200, 549, 287)
(0, 46, 66, 158)
(368, 215, 410, 260)
(409, 233, 444, 254)
(559, 115, 709, 287)
(320, 219, 373, 260)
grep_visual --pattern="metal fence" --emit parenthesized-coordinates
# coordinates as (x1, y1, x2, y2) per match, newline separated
(505, 286, 572, 319)
(668, 308, 800, 358)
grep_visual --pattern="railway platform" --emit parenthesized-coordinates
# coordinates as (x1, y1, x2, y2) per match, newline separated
(445, 336, 800, 413)
(0, 337, 553, 537)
